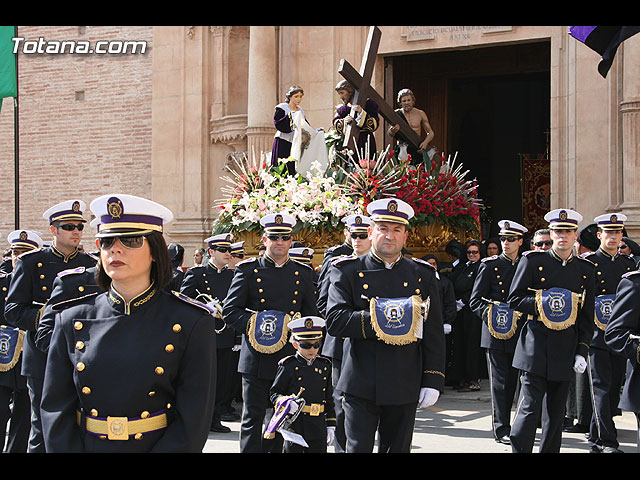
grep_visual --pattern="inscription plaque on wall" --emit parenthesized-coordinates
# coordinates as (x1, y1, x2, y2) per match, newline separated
(401, 26, 514, 43)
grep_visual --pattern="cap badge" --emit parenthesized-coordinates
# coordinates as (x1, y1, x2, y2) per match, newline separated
(107, 197, 124, 219)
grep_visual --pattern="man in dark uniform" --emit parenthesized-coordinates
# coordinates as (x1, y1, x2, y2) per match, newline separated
(4, 200, 96, 453)
(222, 213, 319, 453)
(508, 208, 596, 453)
(0, 230, 44, 453)
(181, 233, 236, 433)
(333, 80, 379, 156)
(325, 198, 445, 453)
(604, 269, 640, 451)
(318, 213, 371, 453)
(469, 220, 528, 444)
(167, 243, 185, 292)
(582, 213, 636, 453)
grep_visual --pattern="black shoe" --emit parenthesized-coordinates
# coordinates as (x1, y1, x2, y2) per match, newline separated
(495, 435, 511, 445)
(220, 412, 241, 422)
(210, 422, 231, 433)
(602, 446, 624, 453)
(589, 444, 602, 453)
(564, 423, 589, 433)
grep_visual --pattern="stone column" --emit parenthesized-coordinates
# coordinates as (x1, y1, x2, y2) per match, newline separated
(246, 26, 278, 160)
(620, 34, 640, 237)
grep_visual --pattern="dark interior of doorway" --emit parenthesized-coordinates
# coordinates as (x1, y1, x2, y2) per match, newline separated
(448, 72, 550, 238)
(389, 42, 550, 240)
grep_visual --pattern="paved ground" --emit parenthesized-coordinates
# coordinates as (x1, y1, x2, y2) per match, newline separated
(202, 380, 638, 453)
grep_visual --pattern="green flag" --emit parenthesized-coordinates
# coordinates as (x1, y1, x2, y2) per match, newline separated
(0, 26, 17, 103)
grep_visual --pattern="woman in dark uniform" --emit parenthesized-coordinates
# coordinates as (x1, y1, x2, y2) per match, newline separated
(40, 194, 217, 453)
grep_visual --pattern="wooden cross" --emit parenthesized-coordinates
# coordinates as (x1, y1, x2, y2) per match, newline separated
(338, 26, 423, 153)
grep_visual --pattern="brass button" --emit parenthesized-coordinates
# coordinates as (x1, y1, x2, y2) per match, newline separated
(90, 409, 98, 417)
(538, 266, 543, 271)
(82, 386, 91, 395)
(172, 324, 182, 333)
(148, 391, 156, 397)
(294, 291, 299, 295)
(294, 271, 299, 276)
(41, 286, 47, 291)
(541, 278, 546, 282)
(76, 362, 85, 372)
(359, 272, 365, 278)
(75, 341, 85, 350)
(256, 278, 262, 283)
(134, 433, 143, 440)
(260, 298, 266, 303)
(292, 299, 297, 304)
(295, 280, 300, 285)
(165, 344, 174, 353)
(155, 366, 165, 375)
(141, 411, 150, 419)
(78, 286, 85, 292)
(404, 282, 408, 287)
(363, 284, 369, 290)
(258, 288, 263, 293)
(37, 262, 43, 268)
(415, 289, 420, 294)
(74, 321, 83, 330)
(39, 274, 45, 279)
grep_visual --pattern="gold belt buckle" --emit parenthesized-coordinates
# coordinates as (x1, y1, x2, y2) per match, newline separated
(107, 416, 129, 440)
(309, 404, 321, 416)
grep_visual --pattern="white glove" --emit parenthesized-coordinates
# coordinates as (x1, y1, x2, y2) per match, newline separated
(232, 344, 241, 352)
(456, 299, 465, 311)
(326, 426, 335, 445)
(573, 354, 587, 374)
(443, 323, 452, 335)
(206, 300, 223, 318)
(418, 387, 440, 408)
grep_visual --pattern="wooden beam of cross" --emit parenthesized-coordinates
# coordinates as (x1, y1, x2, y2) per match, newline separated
(338, 26, 423, 153)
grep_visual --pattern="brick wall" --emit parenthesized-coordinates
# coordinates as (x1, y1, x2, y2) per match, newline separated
(0, 25, 153, 254)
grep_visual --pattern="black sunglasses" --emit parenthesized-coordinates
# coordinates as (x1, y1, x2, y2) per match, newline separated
(99, 235, 146, 250)
(534, 240, 553, 247)
(619, 244, 629, 249)
(466, 250, 480, 255)
(214, 247, 232, 253)
(500, 236, 519, 243)
(57, 223, 84, 231)
(298, 341, 322, 349)
(267, 234, 292, 242)
(232, 253, 244, 259)
(350, 233, 368, 240)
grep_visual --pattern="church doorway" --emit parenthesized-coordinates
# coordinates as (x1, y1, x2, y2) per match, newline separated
(388, 41, 550, 239)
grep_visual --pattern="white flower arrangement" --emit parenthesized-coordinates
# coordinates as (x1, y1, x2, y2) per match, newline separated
(212, 154, 362, 235)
